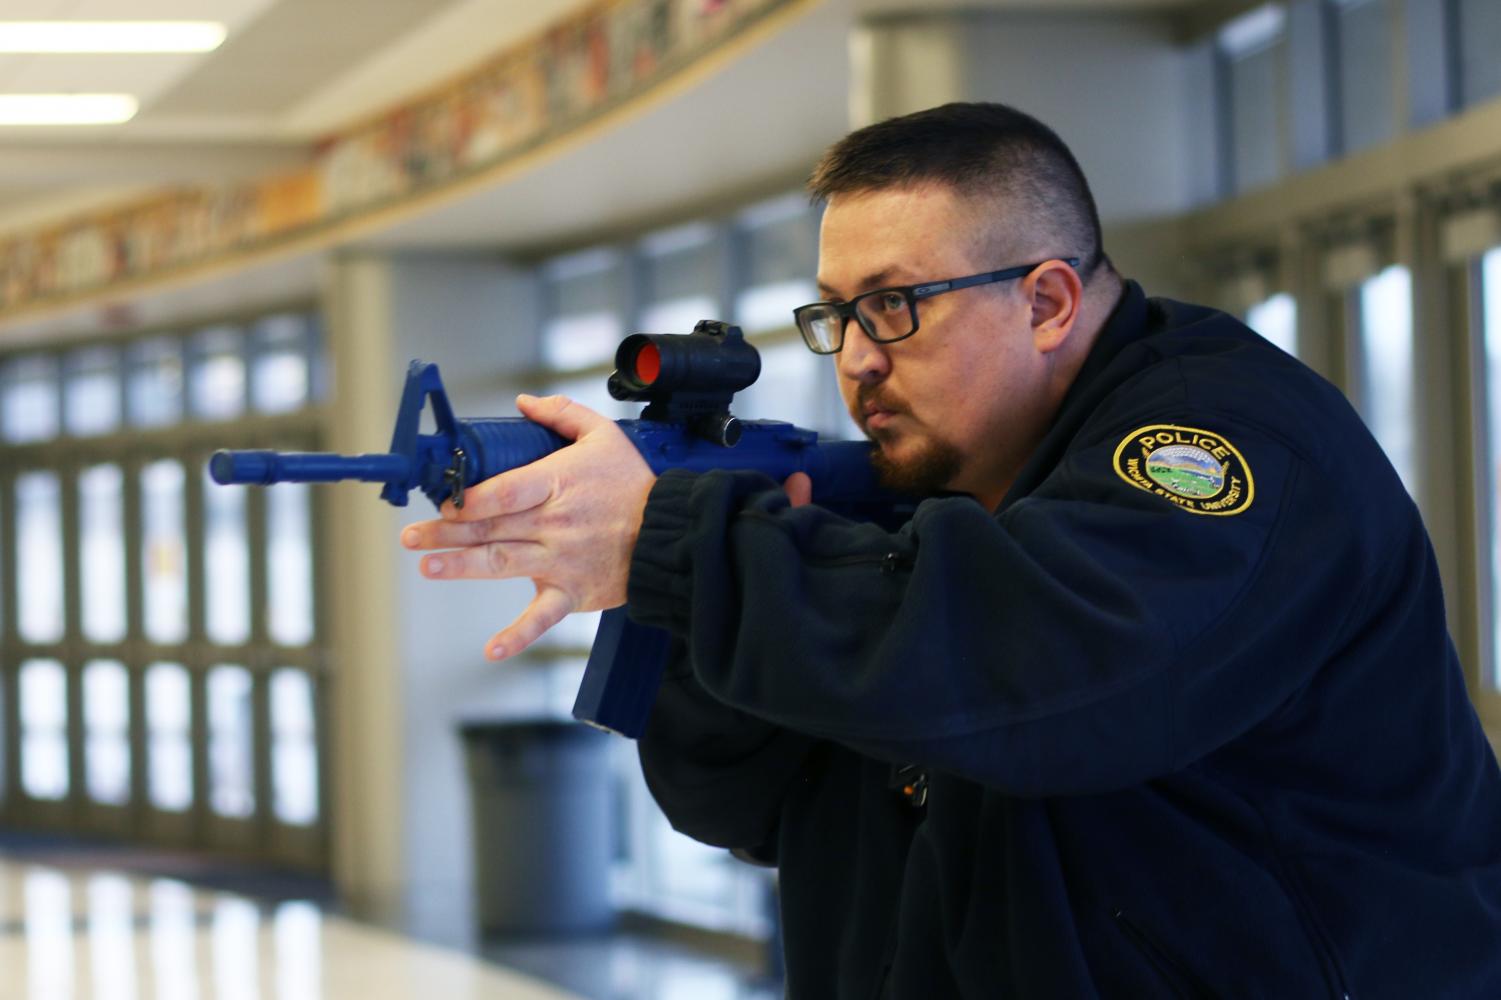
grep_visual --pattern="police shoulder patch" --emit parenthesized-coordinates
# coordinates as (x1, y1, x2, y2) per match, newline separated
(1111, 423, 1254, 516)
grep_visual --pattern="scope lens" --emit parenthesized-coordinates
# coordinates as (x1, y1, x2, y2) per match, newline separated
(633, 342, 661, 384)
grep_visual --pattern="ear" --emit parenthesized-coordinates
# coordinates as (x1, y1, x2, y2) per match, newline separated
(1026, 260, 1084, 354)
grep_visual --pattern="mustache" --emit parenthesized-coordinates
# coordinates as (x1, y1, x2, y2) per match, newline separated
(856, 385, 905, 418)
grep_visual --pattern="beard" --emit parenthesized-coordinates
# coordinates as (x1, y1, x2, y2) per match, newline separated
(867, 428, 964, 497)
(853, 385, 963, 496)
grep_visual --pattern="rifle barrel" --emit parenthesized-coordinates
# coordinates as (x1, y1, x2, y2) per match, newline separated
(209, 450, 410, 486)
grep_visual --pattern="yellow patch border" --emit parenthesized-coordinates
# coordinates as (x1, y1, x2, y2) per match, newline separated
(1111, 423, 1255, 517)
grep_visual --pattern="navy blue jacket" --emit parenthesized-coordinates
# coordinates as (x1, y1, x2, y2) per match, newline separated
(627, 281, 1501, 998)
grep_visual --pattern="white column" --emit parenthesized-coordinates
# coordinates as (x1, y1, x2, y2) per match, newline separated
(322, 250, 543, 938)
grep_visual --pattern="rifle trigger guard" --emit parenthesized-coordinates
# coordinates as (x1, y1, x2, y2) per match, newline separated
(444, 447, 468, 509)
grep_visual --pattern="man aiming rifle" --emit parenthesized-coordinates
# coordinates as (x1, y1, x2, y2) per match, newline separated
(400, 103, 1501, 998)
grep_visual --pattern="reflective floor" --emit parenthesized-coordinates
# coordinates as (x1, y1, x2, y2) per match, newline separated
(0, 851, 783, 1000)
(0, 856, 581, 1000)
(482, 927, 780, 1000)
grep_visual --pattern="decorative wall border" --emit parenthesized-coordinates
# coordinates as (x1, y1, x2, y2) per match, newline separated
(0, 0, 806, 319)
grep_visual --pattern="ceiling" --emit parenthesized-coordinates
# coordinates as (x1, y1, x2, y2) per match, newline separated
(0, 0, 1231, 213)
(0, 0, 1224, 343)
(0, 0, 598, 235)
(0, 0, 1227, 235)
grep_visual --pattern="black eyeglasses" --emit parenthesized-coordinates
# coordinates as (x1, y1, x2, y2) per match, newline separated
(792, 258, 1080, 355)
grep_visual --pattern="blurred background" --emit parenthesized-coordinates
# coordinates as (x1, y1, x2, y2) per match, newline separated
(0, 0, 1498, 997)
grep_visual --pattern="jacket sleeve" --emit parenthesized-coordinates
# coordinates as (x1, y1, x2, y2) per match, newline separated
(637, 640, 817, 854)
(626, 400, 1380, 796)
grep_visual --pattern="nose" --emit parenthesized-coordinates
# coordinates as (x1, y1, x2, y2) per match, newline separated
(836, 317, 890, 385)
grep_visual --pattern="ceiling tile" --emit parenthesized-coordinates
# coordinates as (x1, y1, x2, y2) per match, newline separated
(144, 0, 470, 118)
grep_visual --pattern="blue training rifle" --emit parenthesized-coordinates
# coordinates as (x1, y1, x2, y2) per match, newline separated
(209, 320, 908, 738)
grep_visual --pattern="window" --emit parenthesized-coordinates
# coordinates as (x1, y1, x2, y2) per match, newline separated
(270, 670, 319, 825)
(734, 193, 818, 334)
(0, 306, 327, 866)
(79, 464, 126, 643)
(146, 663, 193, 812)
(1457, 0, 1501, 108)
(1219, 4, 1288, 194)
(127, 339, 184, 427)
(1354, 264, 1415, 490)
(141, 460, 188, 644)
(267, 485, 314, 646)
(250, 313, 317, 413)
(1246, 291, 1299, 357)
(1, 355, 59, 442)
(15, 471, 64, 643)
(733, 339, 858, 441)
(208, 666, 255, 818)
(65, 347, 122, 436)
(188, 326, 245, 421)
(1331, 0, 1395, 155)
(83, 661, 130, 805)
(203, 472, 250, 646)
(19, 660, 68, 801)
(543, 248, 625, 370)
(639, 222, 721, 333)
(1479, 246, 1501, 688)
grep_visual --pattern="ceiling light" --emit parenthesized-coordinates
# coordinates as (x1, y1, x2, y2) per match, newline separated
(0, 94, 139, 126)
(0, 22, 226, 53)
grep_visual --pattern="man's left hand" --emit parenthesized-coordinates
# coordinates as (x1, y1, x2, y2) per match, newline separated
(400, 393, 656, 661)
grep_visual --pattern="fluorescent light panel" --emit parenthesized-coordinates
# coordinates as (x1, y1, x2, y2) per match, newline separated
(0, 94, 138, 125)
(0, 21, 226, 53)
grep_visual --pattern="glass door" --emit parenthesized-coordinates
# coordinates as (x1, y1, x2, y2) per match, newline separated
(0, 309, 329, 870)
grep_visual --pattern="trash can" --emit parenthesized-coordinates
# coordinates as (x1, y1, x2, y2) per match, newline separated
(459, 718, 615, 935)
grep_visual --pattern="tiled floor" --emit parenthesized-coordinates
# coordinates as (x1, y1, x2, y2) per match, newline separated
(0, 851, 782, 999)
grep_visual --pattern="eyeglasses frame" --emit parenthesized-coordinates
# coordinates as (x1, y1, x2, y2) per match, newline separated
(793, 257, 1082, 355)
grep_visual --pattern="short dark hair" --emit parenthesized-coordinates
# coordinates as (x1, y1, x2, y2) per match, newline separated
(808, 102, 1110, 277)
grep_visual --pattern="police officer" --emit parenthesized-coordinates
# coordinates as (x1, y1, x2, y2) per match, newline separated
(403, 103, 1501, 998)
